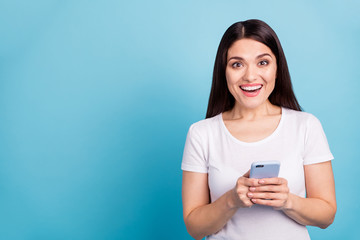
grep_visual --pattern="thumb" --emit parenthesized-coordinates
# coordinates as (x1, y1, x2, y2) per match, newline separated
(243, 169, 250, 178)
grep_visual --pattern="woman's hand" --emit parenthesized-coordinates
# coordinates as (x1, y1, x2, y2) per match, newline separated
(247, 177, 291, 210)
(229, 170, 257, 209)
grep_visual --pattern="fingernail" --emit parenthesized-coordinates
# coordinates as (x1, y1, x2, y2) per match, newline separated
(249, 187, 256, 191)
(247, 192, 253, 197)
(259, 180, 265, 184)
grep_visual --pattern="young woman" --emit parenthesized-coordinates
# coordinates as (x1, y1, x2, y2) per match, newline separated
(181, 19, 336, 240)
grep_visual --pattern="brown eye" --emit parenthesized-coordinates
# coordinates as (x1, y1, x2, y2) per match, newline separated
(258, 60, 269, 66)
(232, 62, 243, 68)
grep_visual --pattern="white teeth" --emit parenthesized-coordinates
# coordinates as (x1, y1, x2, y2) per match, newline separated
(240, 85, 262, 91)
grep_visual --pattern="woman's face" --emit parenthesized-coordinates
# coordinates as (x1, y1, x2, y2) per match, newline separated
(225, 38, 277, 110)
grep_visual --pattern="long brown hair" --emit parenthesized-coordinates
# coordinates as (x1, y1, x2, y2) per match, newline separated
(206, 19, 301, 118)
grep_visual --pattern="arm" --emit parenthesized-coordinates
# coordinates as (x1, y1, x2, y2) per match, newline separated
(182, 170, 254, 240)
(283, 161, 336, 228)
(248, 161, 336, 228)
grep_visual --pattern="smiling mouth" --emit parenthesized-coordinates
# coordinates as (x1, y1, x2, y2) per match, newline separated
(240, 85, 263, 92)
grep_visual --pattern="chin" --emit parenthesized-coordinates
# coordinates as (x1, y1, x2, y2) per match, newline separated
(238, 100, 265, 110)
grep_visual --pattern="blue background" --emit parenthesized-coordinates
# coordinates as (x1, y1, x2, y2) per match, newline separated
(0, 0, 359, 239)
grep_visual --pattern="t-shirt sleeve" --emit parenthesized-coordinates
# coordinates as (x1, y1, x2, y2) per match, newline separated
(303, 115, 334, 165)
(181, 124, 208, 173)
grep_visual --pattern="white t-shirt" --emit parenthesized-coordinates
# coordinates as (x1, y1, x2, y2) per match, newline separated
(181, 107, 334, 240)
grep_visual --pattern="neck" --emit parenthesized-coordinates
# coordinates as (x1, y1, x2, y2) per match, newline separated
(227, 101, 280, 120)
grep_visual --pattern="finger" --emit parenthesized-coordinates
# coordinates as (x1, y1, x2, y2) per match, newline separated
(234, 188, 254, 208)
(243, 200, 254, 208)
(236, 186, 249, 197)
(243, 169, 250, 178)
(248, 192, 279, 200)
(244, 178, 262, 187)
(249, 185, 284, 193)
(255, 185, 289, 194)
(258, 177, 287, 185)
(236, 176, 253, 189)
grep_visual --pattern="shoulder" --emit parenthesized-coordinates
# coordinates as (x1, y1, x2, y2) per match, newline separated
(188, 114, 221, 136)
(283, 108, 321, 126)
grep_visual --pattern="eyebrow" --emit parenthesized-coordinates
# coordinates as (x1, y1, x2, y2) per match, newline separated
(228, 53, 273, 62)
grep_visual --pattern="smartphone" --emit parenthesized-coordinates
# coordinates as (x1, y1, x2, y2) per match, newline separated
(249, 161, 280, 179)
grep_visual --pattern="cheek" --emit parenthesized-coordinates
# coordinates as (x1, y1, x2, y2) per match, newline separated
(264, 74, 276, 95)
(263, 68, 277, 84)
(265, 78, 276, 93)
(226, 80, 237, 96)
(225, 74, 236, 94)
(225, 71, 234, 84)
(225, 69, 242, 86)
(225, 75, 240, 98)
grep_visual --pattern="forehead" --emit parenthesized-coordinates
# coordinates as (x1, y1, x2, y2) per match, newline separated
(227, 38, 275, 60)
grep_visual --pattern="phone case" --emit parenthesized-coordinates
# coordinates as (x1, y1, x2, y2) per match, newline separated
(249, 161, 280, 179)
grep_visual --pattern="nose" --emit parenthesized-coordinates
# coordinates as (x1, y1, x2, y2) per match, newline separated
(244, 64, 258, 82)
